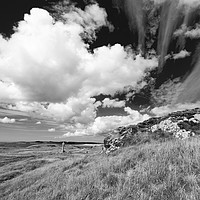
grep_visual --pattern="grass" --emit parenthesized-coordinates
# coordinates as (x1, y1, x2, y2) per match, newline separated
(1, 138, 200, 199)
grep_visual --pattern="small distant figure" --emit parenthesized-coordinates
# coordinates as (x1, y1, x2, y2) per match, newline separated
(61, 142, 65, 153)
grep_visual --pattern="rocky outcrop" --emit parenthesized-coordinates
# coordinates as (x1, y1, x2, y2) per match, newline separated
(104, 108, 200, 154)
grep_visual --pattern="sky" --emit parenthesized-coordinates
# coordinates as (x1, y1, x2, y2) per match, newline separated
(0, 0, 200, 142)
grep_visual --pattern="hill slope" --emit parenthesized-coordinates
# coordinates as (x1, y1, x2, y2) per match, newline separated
(1, 138, 200, 199)
(2, 108, 200, 199)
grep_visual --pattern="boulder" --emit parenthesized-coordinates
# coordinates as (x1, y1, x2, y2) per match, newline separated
(103, 108, 200, 154)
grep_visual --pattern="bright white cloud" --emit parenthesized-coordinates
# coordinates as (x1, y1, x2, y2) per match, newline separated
(174, 25, 187, 37)
(8, 102, 45, 113)
(0, 117, 15, 123)
(0, 4, 158, 137)
(48, 128, 55, 132)
(63, 3, 110, 41)
(174, 24, 200, 39)
(8, 97, 97, 124)
(185, 26, 200, 39)
(62, 132, 81, 137)
(88, 111, 149, 135)
(0, 6, 157, 102)
(81, 49, 157, 97)
(61, 107, 150, 137)
(102, 98, 125, 108)
(0, 81, 24, 101)
(44, 97, 97, 124)
(36, 121, 41, 125)
(173, 50, 191, 59)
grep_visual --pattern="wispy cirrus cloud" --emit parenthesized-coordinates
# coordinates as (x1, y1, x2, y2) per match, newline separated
(151, 101, 200, 117)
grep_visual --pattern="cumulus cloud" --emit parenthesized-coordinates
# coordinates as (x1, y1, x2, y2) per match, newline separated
(61, 107, 150, 137)
(0, 81, 24, 101)
(174, 25, 187, 37)
(63, 3, 111, 41)
(0, 117, 16, 123)
(102, 98, 125, 108)
(44, 97, 97, 124)
(36, 121, 41, 125)
(173, 50, 191, 59)
(0, 6, 157, 102)
(0, 4, 159, 137)
(174, 24, 200, 39)
(81, 48, 157, 97)
(48, 128, 55, 132)
(62, 129, 89, 137)
(8, 96, 97, 124)
(185, 26, 200, 39)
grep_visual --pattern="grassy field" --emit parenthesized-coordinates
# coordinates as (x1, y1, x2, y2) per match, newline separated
(1, 138, 200, 199)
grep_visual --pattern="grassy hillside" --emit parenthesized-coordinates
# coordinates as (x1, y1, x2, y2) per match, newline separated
(1, 138, 200, 199)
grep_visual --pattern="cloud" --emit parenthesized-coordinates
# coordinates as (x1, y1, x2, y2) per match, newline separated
(151, 78, 183, 106)
(0, 117, 15, 123)
(8, 102, 45, 113)
(8, 97, 97, 124)
(18, 118, 28, 122)
(102, 98, 125, 108)
(174, 25, 187, 37)
(151, 101, 200, 117)
(179, 0, 200, 7)
(8, 99, 150, 132)
(173, 50, 191, 59)
(63, 3, 111, 41)
(80, 48, 157, 97)
(152, 0, 167, 4)
(48, 128, 55, 132)
(61, 107, 150, 137)
(0, 4, 159, 137)
(0, 6, 157, 102)
(185, 26, 200, 39)
(62, 130, 88, 137)
(44, 97, 97, 124)
(174, 24, 200, 39)
(153, 0, 200, 7)
(0, 81, 24, 101)
(36, 121, 41, 125)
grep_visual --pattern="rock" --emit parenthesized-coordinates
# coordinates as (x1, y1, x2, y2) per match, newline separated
(103, 108, 200, 154)
(194, 114, 200, 121)
(61, 142, 65, 153)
